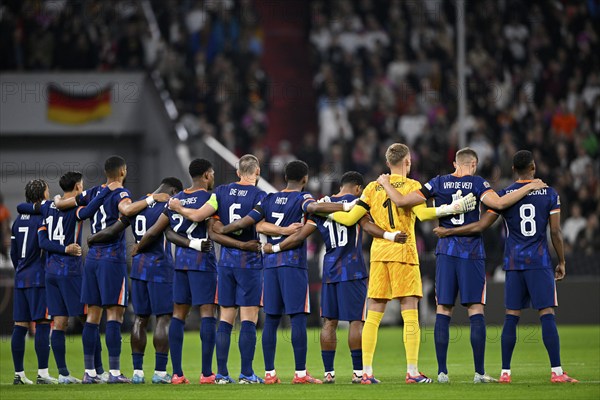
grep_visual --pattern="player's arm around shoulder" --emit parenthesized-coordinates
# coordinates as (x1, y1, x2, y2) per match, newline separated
(481, 178, 548, 210)
(378, 174, 426, 207)
(433, 209, 499, 238)
(168, 193, 218, 222)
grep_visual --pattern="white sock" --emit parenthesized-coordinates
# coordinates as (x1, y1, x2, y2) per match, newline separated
(38, 368, 49, 377)
(110, 369, 121, 377)
(407, 364, 419, 376)
(324, 370, 335, 376)
(353, 370, 362, 377)
(364, 365, 373, 376)
(501, 369, 511, 376)
(154, 371, 166, 377)
(265, 369, 276, 376)
(551, 366, 563, 376)
(134, 369, 144, 377)
(295, 370, 307, 378)
(85, 369, 96, 377)
(16, 371, 26, 378)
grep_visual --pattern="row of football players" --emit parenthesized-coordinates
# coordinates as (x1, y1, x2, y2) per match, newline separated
(10, 144, 578, 385)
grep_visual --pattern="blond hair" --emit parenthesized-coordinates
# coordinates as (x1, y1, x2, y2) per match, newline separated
(238, 154, 260, 175)
(385, 143, 410, 166)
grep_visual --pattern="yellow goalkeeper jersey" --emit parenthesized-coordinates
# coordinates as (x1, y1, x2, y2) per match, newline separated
(360, 175, 421, 264)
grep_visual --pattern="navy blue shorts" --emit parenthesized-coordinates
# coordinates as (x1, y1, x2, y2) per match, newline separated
(435, 254, 486, 306)
(81, 257, 128, 307)
(131, 278, 174, 316)
(13, 287, 48, 322)
(505, 269, 557, 310)
(263, 267, 309, 315)
(173, 270, 217, 306)
(46, 273, 85, 317)
(217, 267, 263, 307)
(321, 278, 367, 322)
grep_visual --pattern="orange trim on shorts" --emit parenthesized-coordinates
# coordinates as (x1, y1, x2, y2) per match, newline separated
(214, 285, 219, 305)
(117, 278, 126, 306)
(304, 286, 310, 313)
(481, 280, 487, 304)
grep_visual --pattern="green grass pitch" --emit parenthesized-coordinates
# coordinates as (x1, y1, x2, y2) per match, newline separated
(1, 325, 598, 399)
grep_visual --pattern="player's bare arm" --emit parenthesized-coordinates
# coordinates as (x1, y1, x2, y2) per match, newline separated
(305, 199, 356, 215)
(119, 192, 170, 217)
(256, 221, 303, 236)
(168, 195, 217, 222)
(377, 174, 426, 207)
(88, 218, 128, 245)
(136, 213, 170, 252)
(358, 215, 408, 243)
(481, 179, 547, 210)
(165, 225, 212, 252)
(263, 223, 317, 254)
(207, 218, 260, 252)
(216, 215, 256, 235)
(549, 212, 566, 281)
(433, 211, 499, 238)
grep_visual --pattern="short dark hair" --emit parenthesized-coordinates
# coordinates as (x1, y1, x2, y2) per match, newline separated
(284, 160, 309, 182)
(59, 171, 83, 191)
(25, 179, 47, 203)
(340, 171, 364, 188)
(161, 177, 183, 192)
(512, 150, 534, 173)
(104, 155, 126, 177)
(189, 158, 212, 178)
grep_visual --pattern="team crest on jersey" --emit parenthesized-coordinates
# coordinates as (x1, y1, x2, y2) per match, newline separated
(120, 192, 128, 199)
(303, 193, 313, 200)
(425, 182, 432, 190)
(483, 181, 491, 188)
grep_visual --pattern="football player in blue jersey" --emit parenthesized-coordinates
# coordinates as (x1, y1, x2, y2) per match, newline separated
(262, 171, 408, 384)
(136, 159, 221, 385)
(376, 147, 547, 383)
(17, 171, 117, 384)
(214, 160, 358, 384)
(11, 179, 75, 385)
(55, 156, 170, 384)
(433, 150, 578, 384)
(87, 177, 185, 384)
(168, 154, 277, 384)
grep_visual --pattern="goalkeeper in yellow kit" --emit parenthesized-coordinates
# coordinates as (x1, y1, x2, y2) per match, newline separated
(331, 143, 475, 384)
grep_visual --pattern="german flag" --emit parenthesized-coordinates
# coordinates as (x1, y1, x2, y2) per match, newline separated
(47, 84, 112, 124)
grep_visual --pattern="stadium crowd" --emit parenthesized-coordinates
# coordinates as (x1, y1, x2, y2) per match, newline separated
(307, 0, 600, 271)
(0, 0, 598, 273)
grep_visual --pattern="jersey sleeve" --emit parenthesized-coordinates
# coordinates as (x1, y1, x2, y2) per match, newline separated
(16, 202, 40, 215)
(117, 188, 132, 204)
(550, 189, 561, 214)
(247, 198, 266, 222)
(300, 192, 316, 212)
(37, 225, 67, 254)
(76, 186, 111, 220)
(359, 182, 375, 209)
(419, 176, 437, 199)
(10, 222, 18, 268)
(477, 177, 494, 201)
(75, 188, 95, 206)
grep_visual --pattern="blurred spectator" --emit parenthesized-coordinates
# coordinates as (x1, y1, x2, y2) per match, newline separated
(563, 203, 587, 246)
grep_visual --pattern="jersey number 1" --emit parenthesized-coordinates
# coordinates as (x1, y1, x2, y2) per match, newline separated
(382, 198, 396, 229)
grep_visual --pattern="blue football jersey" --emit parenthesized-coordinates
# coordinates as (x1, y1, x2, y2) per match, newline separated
(77, 185, 131, 262)
(214, 183, 266, 269)
(308, 194, 367, 283)
(41, 201, 83, 276)
(494, 181, 560, 270)
(248, 190, 315, 269)
(165, 189, 216, 272)
(11, 213, 45, 288)
(421, 174, 494, 260)
(130, 199, 174, 282)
